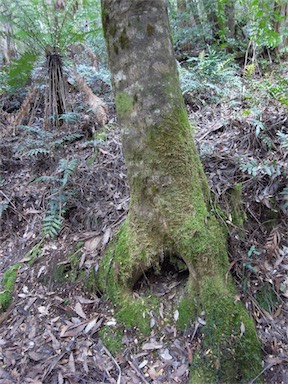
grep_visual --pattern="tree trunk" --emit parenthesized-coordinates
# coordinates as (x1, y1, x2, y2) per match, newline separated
(274, 1, 288, 54)
(99, 1, 262, 382)
(0, 2, 16, 66)
(217, 0, 236, 45)
(226, 2, 236, 39)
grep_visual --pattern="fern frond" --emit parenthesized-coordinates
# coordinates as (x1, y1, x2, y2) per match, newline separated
(277, 131, 288, 148)
(0, 200, 10, 218)
(280, 186, 288, 196)
(42, 214, 63, 238)
(238, 157, 259, 176)
(32, 176, 61, 183)
(25, 147, 50, 157)
(53, 132, 83, 147)
(7, 52, 38, 89)
(59, 112, 81, 123)
(58, 159, 78, 185)
(18, 125, 53, 139)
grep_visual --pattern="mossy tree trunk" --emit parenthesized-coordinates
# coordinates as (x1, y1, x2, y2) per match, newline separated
(99, 1, 262, 382)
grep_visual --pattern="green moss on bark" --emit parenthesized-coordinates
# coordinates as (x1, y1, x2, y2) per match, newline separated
(0, 264, 20, 312)
(190, 277, 262, 383)
(115, 92, 133, 121)
(177, 294, 197, 330)
(229, 183, 247, 227)
(118, 296, 158, 335)
(97, 102, 262, 383)
(119, 28, 129, 49)
(146, 23, 154, 36)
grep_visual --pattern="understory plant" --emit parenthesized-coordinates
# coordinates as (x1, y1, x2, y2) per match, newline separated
(180, 48, 241, 103)
(34, 158, 78, 238)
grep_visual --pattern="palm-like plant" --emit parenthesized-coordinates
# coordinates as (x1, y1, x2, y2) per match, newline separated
(1, 0, 104, 128)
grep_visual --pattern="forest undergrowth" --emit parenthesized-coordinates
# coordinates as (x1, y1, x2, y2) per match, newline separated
(0, 58, 287, 383)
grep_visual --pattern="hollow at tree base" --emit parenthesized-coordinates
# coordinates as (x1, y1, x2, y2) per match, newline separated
(97, 218, 262, 383)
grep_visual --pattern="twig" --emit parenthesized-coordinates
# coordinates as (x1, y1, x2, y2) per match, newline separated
(248, 362, 274, 384)
(129, 358, 150, 384)
(0, 190, 28, 223)
(190, 321, 200, 341)
(102, 344, 122, 384)
(111, 211, 127, 229)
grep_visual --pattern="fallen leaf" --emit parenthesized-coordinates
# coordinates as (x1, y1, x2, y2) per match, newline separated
(172, 364, 187, 378)
(106, 318, 117, 326)
(74, 303, 87, 319)
(186, 342, 193, 363)
(37, 266, 46, 278)
(68, 352, 76, 373)
(79, 252, 86, 269)
(84, 236, 102, 252)
(84, 318, 98, 333)
(24, 297, 37, 311)
(234, 294, 241, 304)
(75, 296, 98, 304)
(159, 303, 164, 319)
(142, 342, 163, 350)
(102, 228, 112, 246)
(138, 360, 148, 369)
(28, 351, 49, 362)
(38, 306, 49, 316)
(240, 322, 245, 337)
(60, 321, 88, 337)
(273, 304, 282, 318)
(174, 310, 179, 321)
(159, 348, 172, 361)
(48, 330, 61, 350)
(198, 317, 206, 326)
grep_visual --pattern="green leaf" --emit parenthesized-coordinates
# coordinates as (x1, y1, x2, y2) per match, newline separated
(7, 52, 38, 89)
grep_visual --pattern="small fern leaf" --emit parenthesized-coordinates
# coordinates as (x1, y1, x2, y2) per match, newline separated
(277, 131, 288, 148)
(59, 112, 81, 123)
(25, 148, 50, 157)
(0, 200, 9, 218)
(32, 175, 61, 183)
(59, 158, 78, 185)
(53, 132, 83, 147)
(18, 125, 53, 139)
(42, 214, 63, 238)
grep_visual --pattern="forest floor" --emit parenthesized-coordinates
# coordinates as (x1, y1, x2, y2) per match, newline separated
(0, 63, 288, 383)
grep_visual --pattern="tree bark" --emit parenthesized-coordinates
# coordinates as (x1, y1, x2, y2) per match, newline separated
(274, 1, 288, 54)
(216, 0, 236, 44)
(99, 1, 262, 382)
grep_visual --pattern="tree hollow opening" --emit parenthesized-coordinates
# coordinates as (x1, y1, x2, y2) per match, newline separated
(133, 254, 189, 298)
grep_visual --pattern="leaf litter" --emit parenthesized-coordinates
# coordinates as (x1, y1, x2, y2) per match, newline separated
(0, 71, 288, 383)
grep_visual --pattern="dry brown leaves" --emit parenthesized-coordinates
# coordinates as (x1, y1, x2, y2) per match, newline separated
(192, 97, 288, 383)
(1, 75, 288, 382)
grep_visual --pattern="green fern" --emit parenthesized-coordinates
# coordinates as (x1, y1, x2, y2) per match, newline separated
(7, 52, 38, 89)
(53, 133, 83, 147)
(42, 214, 64, 238)
(32, 175, 62, 183)
(25, 147, 50, 157)
(18, 125, 53, 138)
(33, 158, 78, 238)
(280, 187, 288, 210)
(59, 159, 78, 186)
(180, 49, 241, 102)
(15, 125, 83, 158)
(0, 200, 10, 219)
(277, 131, 288, 148)
(59, 112, 81, 124)
(239, 157, 259, 176)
